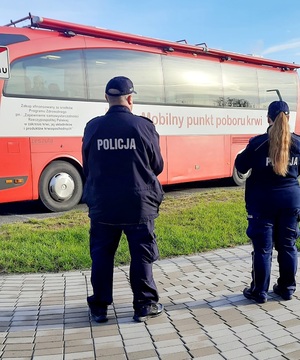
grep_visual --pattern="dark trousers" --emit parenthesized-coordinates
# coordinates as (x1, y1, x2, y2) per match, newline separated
(246, 208, 299, 295)
(89, 219, 159, 310)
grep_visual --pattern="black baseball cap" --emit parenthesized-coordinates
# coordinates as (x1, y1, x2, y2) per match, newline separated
(268, 101, 289, 121)
(105, 76, 137, 96)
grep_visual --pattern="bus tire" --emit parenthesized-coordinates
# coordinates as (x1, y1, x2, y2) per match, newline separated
(232, 166, 250, 186)
(39, 160, 83, 212)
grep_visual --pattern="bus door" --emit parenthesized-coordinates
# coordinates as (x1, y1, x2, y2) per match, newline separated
(0, 136, 33, 202)
(0, 46, 32, 201)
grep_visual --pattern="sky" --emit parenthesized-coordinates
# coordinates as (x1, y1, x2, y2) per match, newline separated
(1, 0, 300, 65)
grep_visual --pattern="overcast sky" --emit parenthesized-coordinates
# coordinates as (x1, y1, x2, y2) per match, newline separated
(1, 0, 300, 65)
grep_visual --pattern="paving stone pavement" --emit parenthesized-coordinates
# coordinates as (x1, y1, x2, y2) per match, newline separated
(1, 244, 300, 360)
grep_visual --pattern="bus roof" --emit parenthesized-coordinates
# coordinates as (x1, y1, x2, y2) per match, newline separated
(4, 13, 300, 71)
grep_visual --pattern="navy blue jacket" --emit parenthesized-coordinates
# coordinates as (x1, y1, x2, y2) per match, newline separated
(82, 105, 164, 224)
(235, 130, 300, 213)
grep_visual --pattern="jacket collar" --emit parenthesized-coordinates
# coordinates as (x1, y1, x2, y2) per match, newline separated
(107, 105, 131, 114)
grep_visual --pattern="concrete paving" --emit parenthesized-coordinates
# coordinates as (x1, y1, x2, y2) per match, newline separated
(1, 244, 300, 360)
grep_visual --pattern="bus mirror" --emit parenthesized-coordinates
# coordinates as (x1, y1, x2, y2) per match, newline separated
(267, 89, 282, 101)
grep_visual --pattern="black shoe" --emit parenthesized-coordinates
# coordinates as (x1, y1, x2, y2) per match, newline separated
(243, 287, 267, 303)
(273, 284, 293, 301)
(89, 306, 108, 323)
(133, 303, 164, 322)
(87, 296, 108, 323)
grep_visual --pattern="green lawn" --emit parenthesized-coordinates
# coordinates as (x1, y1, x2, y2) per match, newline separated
(0, 187, 294, 274)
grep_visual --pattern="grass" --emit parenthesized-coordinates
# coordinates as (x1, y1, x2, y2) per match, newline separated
(0, 187, 297, 274)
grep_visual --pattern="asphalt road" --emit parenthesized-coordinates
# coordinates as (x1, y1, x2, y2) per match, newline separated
(0, 202, 88, 225)
(0, 178, 236, 225)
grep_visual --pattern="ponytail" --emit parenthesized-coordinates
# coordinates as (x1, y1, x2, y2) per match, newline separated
(268, 112, 291, 176)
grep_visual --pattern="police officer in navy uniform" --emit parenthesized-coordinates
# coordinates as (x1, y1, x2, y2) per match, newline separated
(82, 76, 164, 322)
(235, 100, 300, 303)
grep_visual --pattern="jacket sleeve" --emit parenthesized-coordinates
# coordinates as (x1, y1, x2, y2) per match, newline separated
(149, 126, 164, 176)
(82, 126, 89, 180)
(234, 142, 253, 175)
(81, 117, 99, 180)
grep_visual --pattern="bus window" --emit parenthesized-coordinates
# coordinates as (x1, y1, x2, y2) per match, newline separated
(85, 49, 164, 103)
(3, 61, 27, 95)
(4, 50, 86, 100)
(31, 75, 47, 96)
(162, 56, 223, 107)
(257, 70, 298, 111)
(221, 63, 259, 108)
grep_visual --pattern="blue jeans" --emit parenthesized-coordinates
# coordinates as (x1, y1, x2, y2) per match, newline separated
(89, 220, 159, 310)
(246, 208, 300, 295)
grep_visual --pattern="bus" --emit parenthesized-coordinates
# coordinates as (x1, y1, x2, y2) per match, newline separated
(0, 14, 300, 212)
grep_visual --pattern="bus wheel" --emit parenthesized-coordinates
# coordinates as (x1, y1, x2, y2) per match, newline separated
(232, 166, 251, 186)
(39, 161, 83, 212)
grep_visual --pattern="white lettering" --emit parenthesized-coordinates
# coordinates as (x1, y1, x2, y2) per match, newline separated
(97, 139, 103, 150)
(290, 157, 298, 166)
(97, 138, 136, 150)
(266, 157, 298, 166)
(266, 157, 272, 166)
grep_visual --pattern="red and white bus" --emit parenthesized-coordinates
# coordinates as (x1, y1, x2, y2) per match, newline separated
(1, 14, 300, 211)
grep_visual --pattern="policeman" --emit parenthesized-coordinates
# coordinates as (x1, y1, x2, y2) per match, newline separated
(82, 76, 164, 322)
(235, 100, 300, 303)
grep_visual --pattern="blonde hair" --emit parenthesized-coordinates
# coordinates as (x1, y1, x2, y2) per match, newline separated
(268, 112, 291, 176)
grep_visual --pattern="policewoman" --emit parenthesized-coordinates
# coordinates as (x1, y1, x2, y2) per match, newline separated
(235, 100, 300, 303)
(82, 76, 164, 322)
